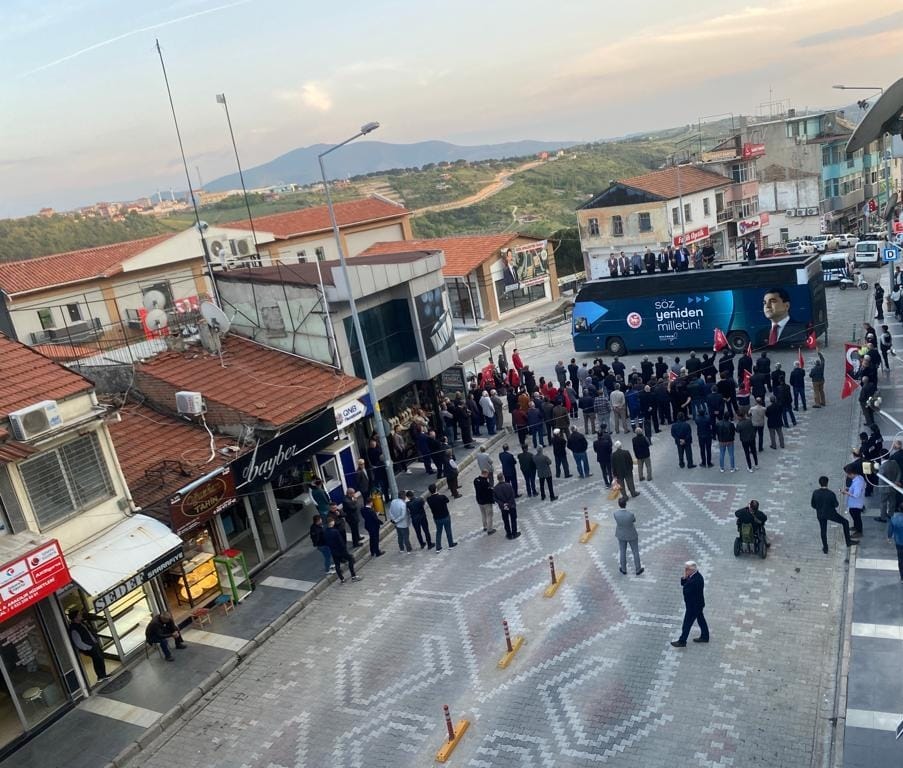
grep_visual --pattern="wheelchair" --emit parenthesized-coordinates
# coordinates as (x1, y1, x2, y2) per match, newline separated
(734, 522, 767, 559)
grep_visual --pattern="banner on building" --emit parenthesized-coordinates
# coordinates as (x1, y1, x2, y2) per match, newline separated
(501, 241, 550, 293)
(673, 226, 709, 247)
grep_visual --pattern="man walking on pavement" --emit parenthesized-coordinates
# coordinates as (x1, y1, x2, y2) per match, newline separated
(427, 484, 457, 552)
(611, 440, 639, 500)
(405, 490, 433, 549)
(841, 464, 866, 537)
(494, 472, 520, 539)
(474, 469, 497, 535)
(614, 497, 644, 575)
(325, 516, 362, 583)
(567, 425, 591, 478)
(534, 446, 556, 501)
(671, 561, 709, 647)
(809, 351, 826, 407)
(499, 444, 520, 497)
(887, 510, 903, 580)
(810, 477, 857, 554)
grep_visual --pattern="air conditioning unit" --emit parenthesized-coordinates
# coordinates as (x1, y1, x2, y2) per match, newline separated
(230, 237, 254, 257)
(785, 209, 795, 217)
(8, 400, 64, 441)
(175, 391, 204, 416)
(806, 207, 818, 216)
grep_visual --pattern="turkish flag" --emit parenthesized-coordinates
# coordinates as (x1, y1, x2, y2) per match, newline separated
(713, 327, 728, 352)
(738, 369, 751, 395)
(668, 370, 678, 382)
(797, 347, 805, 369)
(841, 373, 860, 400)
(805, 326, 818, 350)
(745, 341, 753, 358)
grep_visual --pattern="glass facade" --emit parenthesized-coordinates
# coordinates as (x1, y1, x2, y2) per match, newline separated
(494, 279, 546, 315)
(344, 300, 418, 378)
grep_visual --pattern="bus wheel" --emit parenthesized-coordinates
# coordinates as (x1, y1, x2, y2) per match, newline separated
(606, 337, 626, 356)
(726, 331, 749, 354)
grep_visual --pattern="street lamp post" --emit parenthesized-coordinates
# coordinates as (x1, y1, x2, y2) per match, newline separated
(318, 123, 398, 501)
(833, 84, 893, 284)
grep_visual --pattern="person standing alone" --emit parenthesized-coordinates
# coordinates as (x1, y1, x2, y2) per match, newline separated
(841, 464, 866, 537)
(474, 469, 497, 535)
(671, 561, 709, 647)
(613, 497, 643, 575)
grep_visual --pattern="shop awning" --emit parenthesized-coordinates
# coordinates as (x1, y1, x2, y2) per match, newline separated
(456, 328, 516, 365)
(67, 514, 183, 601)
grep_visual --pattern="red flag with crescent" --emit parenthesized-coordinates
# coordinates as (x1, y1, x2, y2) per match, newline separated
(713, 328, 728, 352)
(668, 369, 678, 382)
(841, 373, 860, 400)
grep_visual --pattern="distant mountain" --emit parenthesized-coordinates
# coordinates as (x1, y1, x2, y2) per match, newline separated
(205, 139, 582, 191)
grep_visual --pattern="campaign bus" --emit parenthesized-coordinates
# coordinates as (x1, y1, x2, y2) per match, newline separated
(572, 254, 827, 355)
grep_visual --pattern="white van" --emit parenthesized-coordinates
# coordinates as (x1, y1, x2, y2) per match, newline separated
(854, 240, 882, 266)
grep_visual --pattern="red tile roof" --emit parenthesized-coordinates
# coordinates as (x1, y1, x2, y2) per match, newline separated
(0, 234, 175, 296)
(359, 234, 520, 277)
(32, 343, 102, 362)
(620, 167, 733, 199)
(108, 402, 245, 510)
(226, 197, 409, 240)
(135, 336, 363, 428)
(0, 334, 93, 417)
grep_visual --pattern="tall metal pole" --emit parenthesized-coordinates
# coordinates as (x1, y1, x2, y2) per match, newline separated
(319, 124, 397, 500)
(216, 93, 260, 256)
(155, 39, 220, 306)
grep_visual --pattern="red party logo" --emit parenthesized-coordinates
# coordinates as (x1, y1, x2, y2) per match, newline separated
(626, 312, 643, 329)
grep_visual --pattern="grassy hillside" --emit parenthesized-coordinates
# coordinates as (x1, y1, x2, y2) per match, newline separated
(412, 138, 683, 238)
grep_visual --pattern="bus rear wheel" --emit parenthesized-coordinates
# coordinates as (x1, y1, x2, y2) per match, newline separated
(606, 337, 627, 356)
(726, 331, 749, 354)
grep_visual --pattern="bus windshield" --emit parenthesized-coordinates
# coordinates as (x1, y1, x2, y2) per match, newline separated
(572, 255, 827, 355)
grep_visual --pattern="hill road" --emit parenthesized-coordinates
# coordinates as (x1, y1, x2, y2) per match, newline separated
(412, 157, 545, 216)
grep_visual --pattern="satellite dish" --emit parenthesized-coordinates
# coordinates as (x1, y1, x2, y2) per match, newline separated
(200, 302, 231, 334)
(144, 309, 169, 330)
(846, 77, 903, 153)
(142, 289, 168, 311)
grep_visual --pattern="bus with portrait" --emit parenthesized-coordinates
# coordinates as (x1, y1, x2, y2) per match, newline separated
(572, 254, 827, 355)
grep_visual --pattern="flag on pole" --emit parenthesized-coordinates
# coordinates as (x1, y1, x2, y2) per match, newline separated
(805, 326, 818, 350)
(668, 369, 678, 382)
(841, 373, 859, 400)
(713, 328, 728, 352)
(797, 346, 805, 370)
(745, 341, 753, 358)
(738, 368, 751, 395)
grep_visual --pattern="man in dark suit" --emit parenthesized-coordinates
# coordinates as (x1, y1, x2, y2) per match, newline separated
(502, 251, 520, 288)
(811, 475, 857, 554)
(756, 287, 808, 347)
(499, 444, 520, 497)
(671, 561, 709, 646)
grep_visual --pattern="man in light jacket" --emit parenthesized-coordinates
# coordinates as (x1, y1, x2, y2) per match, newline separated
(614, 497, 643, 575)
(388, 494, 412, 553)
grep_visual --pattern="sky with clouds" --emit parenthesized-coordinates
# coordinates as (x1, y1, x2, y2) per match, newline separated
(2, 0, 903, 217)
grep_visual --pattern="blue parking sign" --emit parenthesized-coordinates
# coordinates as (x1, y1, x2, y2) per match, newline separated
(883, 246, 899, 262)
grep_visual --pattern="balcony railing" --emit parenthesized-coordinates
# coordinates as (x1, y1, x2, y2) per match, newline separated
(716, 209, 733, 224)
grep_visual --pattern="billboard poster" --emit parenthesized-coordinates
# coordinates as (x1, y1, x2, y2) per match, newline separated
(574, 284, 816, 351)
(0, 540, 71, 622)
(501, 241, 550, 293)
(414, 288, 454, 358)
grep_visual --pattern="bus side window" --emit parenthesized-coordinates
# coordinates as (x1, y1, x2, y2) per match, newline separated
(575, 317, 588, 332)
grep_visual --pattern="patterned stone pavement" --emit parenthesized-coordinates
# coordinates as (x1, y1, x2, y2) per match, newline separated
(130, 288, 865, 768)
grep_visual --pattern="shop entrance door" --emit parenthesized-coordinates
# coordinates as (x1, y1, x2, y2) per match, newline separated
(0, 607, 67, 749)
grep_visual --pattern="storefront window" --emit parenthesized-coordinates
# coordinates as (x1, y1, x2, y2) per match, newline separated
(248, 490, 278, 563)
(0, 606, 67, 739)
(495, 279, 546, 315)
(273, 460, 315, 547)
(446, 280, 480, 324)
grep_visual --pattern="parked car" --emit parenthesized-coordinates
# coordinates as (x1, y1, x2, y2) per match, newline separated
(786, 240, 816, 255)
(862, 231, 888, 242)
(835, 233, 859, 247)
(760, 246, 791, 259)
(810, 234, 839, 252)
(854, 240, 882, 266)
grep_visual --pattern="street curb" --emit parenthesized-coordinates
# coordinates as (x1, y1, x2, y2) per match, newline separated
(108, 430, 508, 768)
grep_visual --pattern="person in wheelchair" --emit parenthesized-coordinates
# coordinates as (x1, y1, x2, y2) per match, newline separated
(735, 499, 769, 548)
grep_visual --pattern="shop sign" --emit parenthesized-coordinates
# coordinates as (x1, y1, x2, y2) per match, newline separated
(232, 408, 337, 489)
(169, 467, 236, 535)
(334, 395, 371, 430)
(91, 546, 184, 613)
(673, 226, 710, 247)
(439, 365, 467, 393)
(0, 540, 70, 622)
(894, 221, 903, 234)
(742, 143, 766, 159)
(700, 149, 737, 162)
(737, 215, 766, 235)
